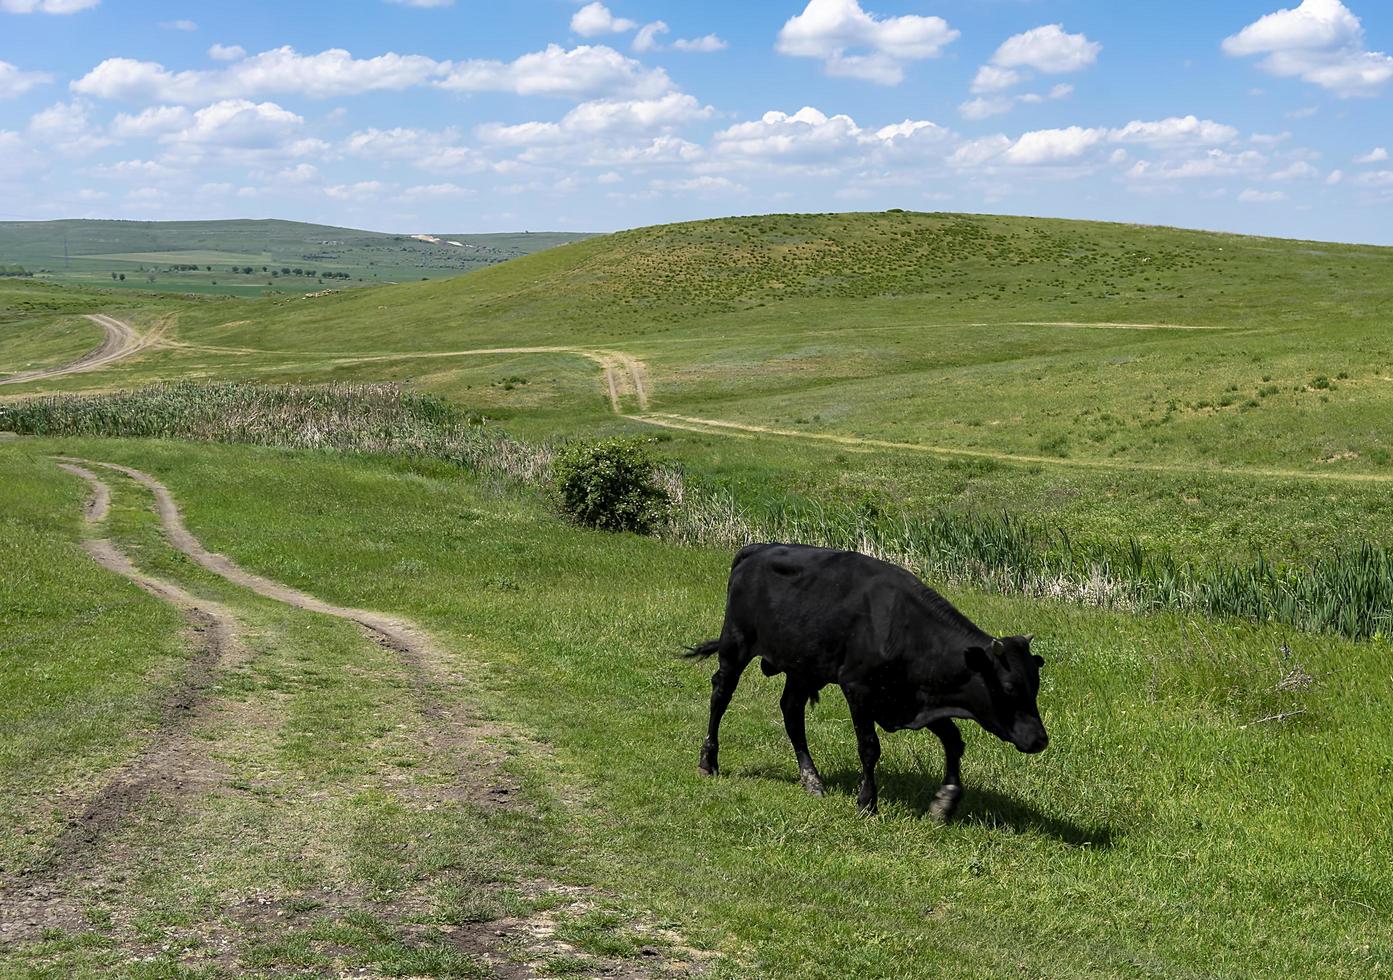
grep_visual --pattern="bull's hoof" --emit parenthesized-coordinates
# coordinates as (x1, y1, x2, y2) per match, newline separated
(697, 761, 717, 777)
(856, 793, 879, 816)
(928, 784, 963, 825)
(800, 771, 826, 797)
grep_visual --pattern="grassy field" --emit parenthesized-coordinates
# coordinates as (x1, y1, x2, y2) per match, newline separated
(0, 438, 1388, 976)
(0, 219, 592, 297)
(4, 210, 1393, 975)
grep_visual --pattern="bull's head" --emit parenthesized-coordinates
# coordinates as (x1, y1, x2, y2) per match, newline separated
(965, 635, 1049, 754)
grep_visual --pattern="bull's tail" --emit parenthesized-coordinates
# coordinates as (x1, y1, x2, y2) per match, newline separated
(683, 639, 722, 660)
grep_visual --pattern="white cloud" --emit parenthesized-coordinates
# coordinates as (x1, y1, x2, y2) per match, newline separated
(28, 100, 111, 155)
(991, 24, 1101, 74)
(163, 99, 303, 150)
(110, 104, 192, 138)
(1250, 130, 1292, 144)
(1239, 187, 1288, 202)
(161, 19, 196, 31)
(401, 182, 473, 198)
(209, 44, 247, 62)
(776, 0, 959, 85)
(0, 60, 52, 98)
(344, 126, 486, 173)
(325, 180, 387, 200)
(960, 83, 1073, 120)
(479, 93, 714, 145)
(650, 175, 745, 194)
(714, 106, 950, 164)
(277, 163, 319, 182)
(440, 44, 672, 99)
(73, 46, 450, 102)
(672, 34, 728, 53)
(1271, 159, 1319, 179)
(1223, 0, 1393, 97)
(87, 158, 177, 179)
(1355, 169, 1393, 186)
(963, 25, 1098, 117)
(1126, 149, 1268, 180)
(633, 21, 668, 53)
(1, 0, 99, 12)
(1001, 126, 1106, 165)
(1355, 146, 1388, 163)
(1326, 168, 1344, 183)
(1108, 116, 1238, 146)
(572, 3, 637, 37)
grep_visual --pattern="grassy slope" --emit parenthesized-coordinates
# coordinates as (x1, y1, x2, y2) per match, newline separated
(7, 211, 1393, 562)
(0, 219, 592, 297)
(2, 439, 1388, 976)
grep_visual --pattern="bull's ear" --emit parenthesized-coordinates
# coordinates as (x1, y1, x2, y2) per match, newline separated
(965, 646, 992, 674)
(1032, 654, 1045, 669)
(990, 637, 1005, 656)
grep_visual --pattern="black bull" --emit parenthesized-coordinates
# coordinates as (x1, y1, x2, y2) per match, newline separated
(687, 543, 1048, 819)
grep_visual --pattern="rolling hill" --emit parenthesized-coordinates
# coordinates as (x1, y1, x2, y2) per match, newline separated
(0, 218, 592, 297)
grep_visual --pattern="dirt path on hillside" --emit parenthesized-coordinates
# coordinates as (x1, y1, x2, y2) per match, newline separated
(39, 458, 701, 975)
(628, 412, 1393, 485)
(0, 463, 246, 943)
(0, 315, 159, 387)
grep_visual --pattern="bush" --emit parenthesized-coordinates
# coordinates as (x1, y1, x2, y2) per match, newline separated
(552, 438, 669, 534)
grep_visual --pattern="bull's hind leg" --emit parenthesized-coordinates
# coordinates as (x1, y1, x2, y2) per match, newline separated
(780, 677, 825, 797)
(698, 645, 752, 777)
(927, 719, 965, 824)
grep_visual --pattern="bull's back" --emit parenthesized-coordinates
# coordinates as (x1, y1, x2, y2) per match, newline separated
(723, 544, 910, 673)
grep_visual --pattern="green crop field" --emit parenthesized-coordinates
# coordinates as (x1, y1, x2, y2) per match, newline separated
(2, 211, 1392, 976)
(0, 219, 592, 298)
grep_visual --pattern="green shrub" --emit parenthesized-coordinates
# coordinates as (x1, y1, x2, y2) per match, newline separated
(552, 438, 669, 534)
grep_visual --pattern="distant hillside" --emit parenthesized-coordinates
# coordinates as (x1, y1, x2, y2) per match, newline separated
(0, 218, 592, 297)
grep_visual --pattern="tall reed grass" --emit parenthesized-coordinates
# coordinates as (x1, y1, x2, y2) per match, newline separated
(7, 381, 1392, 642)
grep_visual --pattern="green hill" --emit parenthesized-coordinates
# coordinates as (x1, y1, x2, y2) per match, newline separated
(0, 218, 592, 297)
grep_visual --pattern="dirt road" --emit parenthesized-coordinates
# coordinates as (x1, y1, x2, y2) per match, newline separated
(0, 315, 156, 387)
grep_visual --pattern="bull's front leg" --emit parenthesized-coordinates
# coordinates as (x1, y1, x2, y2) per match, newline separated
(846, 696, 881, 815)
(927, 719, 964, 824)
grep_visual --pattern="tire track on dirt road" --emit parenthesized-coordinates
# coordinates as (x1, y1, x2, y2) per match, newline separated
(0, 463, 245, 943)
(0, 315, 159, 387)
(628, 412, 1393, 485)
(65, 457, 518, 808)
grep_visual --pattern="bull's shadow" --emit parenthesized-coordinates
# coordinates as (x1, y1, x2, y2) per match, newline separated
(740, 762, 1116, 848)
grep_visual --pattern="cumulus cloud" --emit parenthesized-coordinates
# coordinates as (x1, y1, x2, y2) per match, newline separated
(960, 83, 1072, 121)
(1239, 187, 1287, 202)
(776, 0, 959, 85)
(672, 34, 728, 53)
(1, 0, 99, 13)
(1271, 159, 1320, 179)
(1126, 149, 1268, 180)
(160, 19, 196, 31)
(713, 106, 951, 170)
(110, 104, 192, 138)
(209, 44, 247, 62)
(1354, 146, 1388, 162)
(1108, 116, 1238, 145)
(73, 46, 450, 102)
(440, 44, 673, 98)
(1223, 0, 1393, 97)
(963, 25, 1098, 118)
(344, 126, 486, 173)
(478, 93, 714, 145)
(0, 60, 52, 98)
(991, 24, 1101, 75)
(571, 2, 636, 36)
(28, 100, 111, 155)
(163, 99, 303, 149)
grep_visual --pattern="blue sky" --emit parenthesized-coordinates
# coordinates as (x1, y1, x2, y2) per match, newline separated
(2, 0, 1391, 242)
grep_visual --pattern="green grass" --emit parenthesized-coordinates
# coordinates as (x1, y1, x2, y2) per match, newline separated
(6, 211, 1393, 567)
(0, 218, 593, 297)
(3, 438, 1388, 976)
